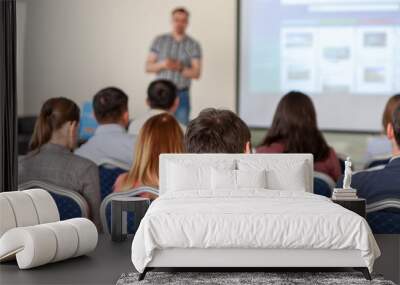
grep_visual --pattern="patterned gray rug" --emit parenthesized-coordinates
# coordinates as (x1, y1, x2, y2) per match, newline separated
(116, 271, 396, 285)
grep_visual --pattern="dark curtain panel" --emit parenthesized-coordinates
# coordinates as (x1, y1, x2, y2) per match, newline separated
(0, 0, 17, 192)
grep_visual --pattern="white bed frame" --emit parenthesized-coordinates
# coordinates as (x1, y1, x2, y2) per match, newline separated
(139, 154, 371, 280)
(142, 248, 370, 280)
(148, 249, 365, 268)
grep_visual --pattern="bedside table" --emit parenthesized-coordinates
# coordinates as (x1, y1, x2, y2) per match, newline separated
(332, 198, 366, 218)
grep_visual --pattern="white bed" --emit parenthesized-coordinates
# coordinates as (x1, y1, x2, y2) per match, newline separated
(131, 154, 380, 280)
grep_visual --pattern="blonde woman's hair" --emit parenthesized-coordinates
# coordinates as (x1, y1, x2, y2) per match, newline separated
(122, 113, 184, 190)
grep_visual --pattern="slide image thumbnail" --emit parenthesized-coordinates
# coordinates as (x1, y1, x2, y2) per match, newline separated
(287, 65, 310, 81)
(285, 33, 313, 48)
(364, 67, 386, 83)
(323, 47, 350, 62)
(322, 84, 350, 94)
(363, 33, 387, 47)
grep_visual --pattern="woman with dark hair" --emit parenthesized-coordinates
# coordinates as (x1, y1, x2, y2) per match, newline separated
(19, 97, 101, 229)
(256, 91, 341, 181)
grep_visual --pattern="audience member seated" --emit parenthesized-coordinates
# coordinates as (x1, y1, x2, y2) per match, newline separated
(185, 108, 251, 153)
(128, 79, 185, 136)
(18, 97, 101, 229)
(75, 87, 135, 166)
(114, 113, 184, 199)
(256, 91, 341, 182)
(337, 105, 400, 204)
(364, 94, 400, 168)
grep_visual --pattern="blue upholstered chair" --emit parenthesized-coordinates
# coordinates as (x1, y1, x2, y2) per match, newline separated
(18, 180, 88, 220)
(100, 186, 159, 234)
(364, 157, 391, 170)
(313, 171, 335, 198)
(366, 199, 400, 234)
(336, 153, 350, 175)
(98, 159, 130, 201)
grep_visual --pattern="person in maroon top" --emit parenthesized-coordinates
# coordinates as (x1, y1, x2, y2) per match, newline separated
(256, 91, 341, 182)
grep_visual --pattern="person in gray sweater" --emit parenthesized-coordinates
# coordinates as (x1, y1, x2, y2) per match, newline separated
(18, 97, 101, 230)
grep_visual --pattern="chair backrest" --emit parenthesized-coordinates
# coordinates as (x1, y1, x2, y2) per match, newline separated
(367, 211, 400, 234)
(313, 171, 335, 198)
(100, 186, 158, 234)
(314, 171, 336, 188)
(367, 198, 400, 214)
(159, 154, 313, 195)
(17, 116, 37, 155)
(18, 180, 89, 220)
(364, 157, 391, 170)
(18, 116, 37, 135)
(0, 189, 59, 237)
(79, 101, 98, 141)
(366, 199, 400, 234)
(98, 159, 130, 201)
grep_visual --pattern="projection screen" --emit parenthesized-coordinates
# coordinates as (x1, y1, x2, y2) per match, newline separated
(238, 0, 400, 131)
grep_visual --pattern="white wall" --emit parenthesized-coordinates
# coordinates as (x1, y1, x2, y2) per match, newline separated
(18, 0, 237, 120)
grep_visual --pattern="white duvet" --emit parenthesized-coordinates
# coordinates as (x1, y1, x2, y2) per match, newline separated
(131, 190, 380, 273)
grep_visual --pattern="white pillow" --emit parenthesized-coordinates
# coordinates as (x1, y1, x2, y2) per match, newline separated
(237, 169, 267, 189)
(167, 162, 210, 191)
(238, 159, 308, 191)
(166, 160, 235, 192)
(271, 163, 307, 191)
(211, 168, 268, 190)
(211, 168, 236, 190)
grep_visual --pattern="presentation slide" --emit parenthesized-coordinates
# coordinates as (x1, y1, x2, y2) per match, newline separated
(239, 0, 400, 131)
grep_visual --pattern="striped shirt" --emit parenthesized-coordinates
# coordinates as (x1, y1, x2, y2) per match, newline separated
(150, 33, 202, 90)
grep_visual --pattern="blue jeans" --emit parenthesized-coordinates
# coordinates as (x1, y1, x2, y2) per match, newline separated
(174, 89, 190, 125)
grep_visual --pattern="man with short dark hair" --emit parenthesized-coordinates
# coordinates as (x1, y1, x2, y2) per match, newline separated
(75, 87, 136, 166)
(92, 87, 129, 124)
(147, 79, 178, 110)
(128, 80, 185, 136)
(146, 7, 202, 125)
(185, 108, 251, 153)
(337, 105, 400, 203)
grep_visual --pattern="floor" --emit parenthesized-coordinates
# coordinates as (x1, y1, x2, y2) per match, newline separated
(373, 235, 400, 284)
(1, 234, 398, 285)
(0, 234, 134, 285)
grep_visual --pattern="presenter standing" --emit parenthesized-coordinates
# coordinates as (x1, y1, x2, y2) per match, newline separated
(145, 7, 202, 125)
